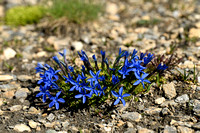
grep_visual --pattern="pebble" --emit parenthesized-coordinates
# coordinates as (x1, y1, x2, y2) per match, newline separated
(137, 127, 154, 133)
(0, 75, 14, 81)
(71, 41, 83, 51)
(192, 122, 200, 130)
(163, 82, 177, 99)
(175, 94, 189, 104)
(28, 120, 38, 128)
(177, 126, 194, 133)
(28, 106, 41, 114)
(144, 107, 162, 115)
(3, 48, 16, 60)
(14, 124, 31, 132)
(47, 113, 55, 122)
(163, 125, 177, 133)
(17, 75, 32, 81)
(121, 112, 142, 122)
(125, 128, 137, 133)
(9, 105, 22, 111)
(46, 129, 57, 133)
(3, 90, 15, 99)
(61, 120, 70, 129)
(155, 97, 166, 104)
(15, 89, 28, 99)
(189, 28, 200, 38)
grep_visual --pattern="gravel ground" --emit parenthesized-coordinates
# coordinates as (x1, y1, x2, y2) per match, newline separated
(0, 0, 200, 132)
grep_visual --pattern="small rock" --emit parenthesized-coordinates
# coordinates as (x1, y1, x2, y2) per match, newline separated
(61, 120, 70, 129)
(0, 98, 4, 106)
(46, 129, 57, 133)
(192, 122, 200, 130)
(53, 38, 70, 50)
(15, 89, 28, 99)
(177, 126, 194, 133)
(164, 125, 177, 133)
(125, 128, 137, 133)
(138, 127, 154, 133)
(121, 112, 142, 122)
(9, 105, 22, 111)
(183, 61, 194, 69)
(161, 100, 178, 107)
(71, 41, 83, 51)
(3, 48, 16, 60)
(106, 2, 118, 15)
(0, 75, 14, 81)
(126, 122, 134, 128)
(45, 122, 55, 128)
(14, 124, 31, 132)
(104, 127, 111, 132)
(196, 86, 200, 91)
(0, 83, 20, 91)
(28, 107, 40, 114)
(189, 28, 200, 38)
(144, 107, 162, 115)
(17, 75, 32, 81)
(175, 94, 189, 104)
(47, 113, 55, 122)
(3, 90, 15, 99)
(163, 82, 177, 99)
(29, 120, 37, 128)
(161, 107, 170, 115)
(155, 97, 166, 104)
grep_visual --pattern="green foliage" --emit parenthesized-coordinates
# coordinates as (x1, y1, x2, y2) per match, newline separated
(5, 5, 45, 26)
(48, 0, 103, 23)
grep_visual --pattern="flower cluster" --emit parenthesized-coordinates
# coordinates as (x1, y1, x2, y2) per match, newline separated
(35, 48, 168, 110)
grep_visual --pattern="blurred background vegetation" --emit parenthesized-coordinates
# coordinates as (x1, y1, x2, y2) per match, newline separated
(3, 0, 104, 26)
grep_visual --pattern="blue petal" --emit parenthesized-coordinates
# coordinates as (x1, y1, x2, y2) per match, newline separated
(83, 96, 86, 103)
(144, 79, 151, 84)
(69, 86, 76, 91)
(55, 102, 59, 110)
(75, 94, 83, 98)
(114, 98, 120, 105)
(89, 70, 95, 77)
(121, 99, 126, 106)
(122, 93, 130, 98)
(142, 73, 149, 79)
(58, 98, 65, 103)
(56, 91, 61, 98)
(96, 70, 101, 76)
(49, 101, 55, 108)
(111, 91, 119, 97)
(133, 80, 141, 86)
(42, 94, 46, 103)
(36, 92, 43, 97)
(119, 87, 123, 95)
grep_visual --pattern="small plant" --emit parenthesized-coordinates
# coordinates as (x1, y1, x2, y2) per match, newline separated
(136, 18, 160, 27)
(48, 0, 103, 23)
(5, 5, 45, 26)
(35, 48, 172, 110)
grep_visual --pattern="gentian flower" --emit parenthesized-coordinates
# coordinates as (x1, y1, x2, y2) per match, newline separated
(157, 63, 168, 70)
(144, 53, 154, 66)
(53, 56, 60, 65)
(36, 85, 50, 102)
(112, 75, 119, 85)
(59, 49, 67, 58)
(96, 84, 107, 96)
(68, 66, 74, 72)
(63, 73, 73, 83)
(69, 75, 82, 92)
(85, 81, 99, 96)
(132, 49, 137, 58)
(133, 73, 151, 88)
(75, 89, 91, 103)
(88, 70, 104, 85)
(35, 63, 45, 73)
(111, 87, 130, 106)
(118, 66, 133, 79)
(49, 91, 65, 110)
(140, 53, 146, 60)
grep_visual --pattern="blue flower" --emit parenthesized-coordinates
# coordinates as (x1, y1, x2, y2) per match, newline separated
(85, 81, 99, 96)
(118, 66, 133, 79)
(35, 63, 45, 73)
(78, 50, 89, 62)
(96, 84, 107, 96)
(49, 91, 65, 110)
(69, 75, 82, 92)
(68, 66, 74, 72)
(87, 70, 104, 85)
(112, 75, 119, 85)
(81, 65, 85, 72)
(92, 54, 97, 62)
(75, 89, 91, 103)
(133, 73, 151, 88)
(59, 49, 67, 58)
(36, 85, 50, 102)
(144, 53, 154, 66)
(63, 73, 73, 83)
(157, 63, 168, 70)
(132, 49, 137, 58)
(111, 87, 130, 106)
(52, 56, 60, 65)
(140, 53, 146, 60)
(101, 50, 105, 59)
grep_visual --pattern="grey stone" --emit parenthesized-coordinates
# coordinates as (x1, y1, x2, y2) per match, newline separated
(3, 48, 16, 60)
(14, 124, 31, 132)
(15, 90, 28, 99)
(163, 82, 177, 99)
(121, 112, 142, 122)
(164, 125, 177, 133)
(177, 126, 194, 133)
(125, 128, 137, 133)
(155, 97, 166, 104)
(17, 75, 32, 81)
(161, 107, 170, 115)
(196, 86, 200, 91)
(61, 120, 70, 129)
(175, 94, 189, 104)
(9, 105, 22, 111)
(47, 113, 55, 122)
(46, 129, 57, 133)
(144, 107, 162, 115)
(0, 84, 20, 91)
(28, 120, 38, 128)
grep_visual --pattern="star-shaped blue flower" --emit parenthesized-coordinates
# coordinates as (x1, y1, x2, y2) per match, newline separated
(133, 73, 151, 88)
(87, 70, 104, 85)
(111, 87, 130, 106)
(49, 91, 65, 110)
(36, 85, 50, 102)
(75, 89, 91, 103)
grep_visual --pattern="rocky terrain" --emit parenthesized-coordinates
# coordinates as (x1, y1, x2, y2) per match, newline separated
(0, 0, 200, 132)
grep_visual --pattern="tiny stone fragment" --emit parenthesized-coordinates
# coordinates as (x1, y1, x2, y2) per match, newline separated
(163, 82, 176, 99)
(175, 94, 189, 104)
(14, 124, 31, 132)
(121, 112, 142, 122)
(155, 97, 166, 104)
(163, 125, 177, 133)
(144, 107, 162, 115)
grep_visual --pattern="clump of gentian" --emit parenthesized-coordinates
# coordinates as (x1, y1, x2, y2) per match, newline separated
(35, 48, 170, 109)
